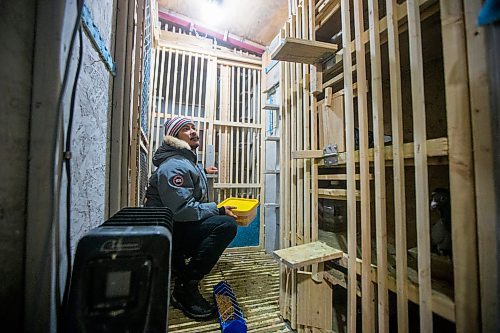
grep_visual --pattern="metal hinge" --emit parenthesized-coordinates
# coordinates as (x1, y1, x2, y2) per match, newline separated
(323, 144, 338, 166)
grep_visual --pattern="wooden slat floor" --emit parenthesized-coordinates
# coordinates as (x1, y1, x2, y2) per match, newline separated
(168, 248, 293, 333)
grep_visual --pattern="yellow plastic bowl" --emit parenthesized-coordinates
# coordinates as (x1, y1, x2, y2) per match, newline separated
(217, 197, 259, 226)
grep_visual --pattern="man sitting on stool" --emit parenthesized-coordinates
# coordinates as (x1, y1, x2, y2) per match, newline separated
(144, 116, 237, 320)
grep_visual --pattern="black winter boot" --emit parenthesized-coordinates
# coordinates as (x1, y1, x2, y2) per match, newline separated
(171, 280, 215, 320)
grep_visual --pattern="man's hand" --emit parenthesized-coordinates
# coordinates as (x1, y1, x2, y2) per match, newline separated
(205, 166, 218, 174)
(224, 206, 238, 219)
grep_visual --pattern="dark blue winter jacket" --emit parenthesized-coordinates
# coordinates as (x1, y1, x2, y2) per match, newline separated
(144, 135, 219, 221)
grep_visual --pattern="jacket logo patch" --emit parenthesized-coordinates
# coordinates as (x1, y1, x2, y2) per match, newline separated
(171, 175, 184, 186)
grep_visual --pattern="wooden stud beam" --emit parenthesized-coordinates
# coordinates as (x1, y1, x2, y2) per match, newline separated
(440, 1, 480, 332)
(317, 174, 373, 180)
(407, 0, 433, 330)
(368, 0, 389, 329)
(317, 189, 361, 201)
(339, 0, 358, 331)
(386, 0, 409, 331)
(463, 0, 498, 331)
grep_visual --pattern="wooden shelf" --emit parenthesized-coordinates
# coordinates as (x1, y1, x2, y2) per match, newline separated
(292, 137, 448, 164)
(265, 136, 280, 141)
(315, 0, 341, 31)
(273, 241, 343, 269)
(263, 104, 280, 111)
(264, 169, 280, 174)
(270, 37, 338, 64)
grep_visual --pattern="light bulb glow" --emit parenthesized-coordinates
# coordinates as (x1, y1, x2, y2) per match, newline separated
(200, 1, 223, 28)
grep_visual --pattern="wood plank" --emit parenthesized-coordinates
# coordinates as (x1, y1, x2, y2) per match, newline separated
(296, 6, 305, 249)
(178, 51, 186, 115)
(297, 272, 333, 329)
(310, 63, 323, 95)
(263, 104, 280, 111)
(440, 1, 480, 332)
(292, 137, 448, 160)
(407, 0, 433, 330)
(218, 66, 230, 183)
(386, 0, 408, 331)
(271, 37, 338, 64)
(315, 0, 341, 30)
(368, 0, 388, 331)
(463, 1, 498, 331)
(128, 0, 146, 205)
(148, 48, 163, 176)
(321, 87, 345, 151)
(273, 241, 343, 269)
(318, 188, 361, 201)
(302, 1, 312, 246)
(340, 0, 358, 330)
(353, 0, 374, 329)
(290, 15, 298, 330)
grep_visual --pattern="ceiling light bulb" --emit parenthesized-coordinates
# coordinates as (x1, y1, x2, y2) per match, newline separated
(201, 1, 223, 28)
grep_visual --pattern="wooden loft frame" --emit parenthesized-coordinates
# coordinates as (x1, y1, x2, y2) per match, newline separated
(268, 0, 492, 332)
(147, 30, 265, 248)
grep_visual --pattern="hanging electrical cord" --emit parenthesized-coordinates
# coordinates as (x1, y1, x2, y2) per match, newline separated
(51, 0, 84, 330)
(61, 24, 84, 313)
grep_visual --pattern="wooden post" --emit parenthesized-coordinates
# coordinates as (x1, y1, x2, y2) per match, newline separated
(290, 12, 298, 330)
(353, 0, 373, 331)
(368, 0, 388, 331)
(386, 0, 408, 331)
(440, 1, 480, 332)
(340, 0, 358, 331)
(296, 6, 304, 245)
(407, 0, 432, 331)
(463, 1, 498, 331)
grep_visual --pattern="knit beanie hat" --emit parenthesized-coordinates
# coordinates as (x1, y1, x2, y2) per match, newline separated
(164, 116, 195, 137)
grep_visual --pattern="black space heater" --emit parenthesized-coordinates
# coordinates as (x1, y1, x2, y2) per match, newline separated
(66, 207, 173, 333)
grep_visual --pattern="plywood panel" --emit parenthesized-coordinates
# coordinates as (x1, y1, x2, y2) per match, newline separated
(440, 1, 480, 332)
(297, 272, 333, 330)
(407, 0, 433, 330)
(321, 88, 344, 151)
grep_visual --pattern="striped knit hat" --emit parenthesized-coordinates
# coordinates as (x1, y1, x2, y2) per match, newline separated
(164, 116, 195, 137)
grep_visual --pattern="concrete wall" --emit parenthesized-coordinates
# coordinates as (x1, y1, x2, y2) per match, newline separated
(0, 0, 36, 330)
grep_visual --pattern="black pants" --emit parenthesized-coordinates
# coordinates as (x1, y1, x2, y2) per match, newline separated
(171, 215, 237, 281)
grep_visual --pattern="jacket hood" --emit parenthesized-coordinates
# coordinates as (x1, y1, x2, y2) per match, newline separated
(152, 135, 196, 167)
